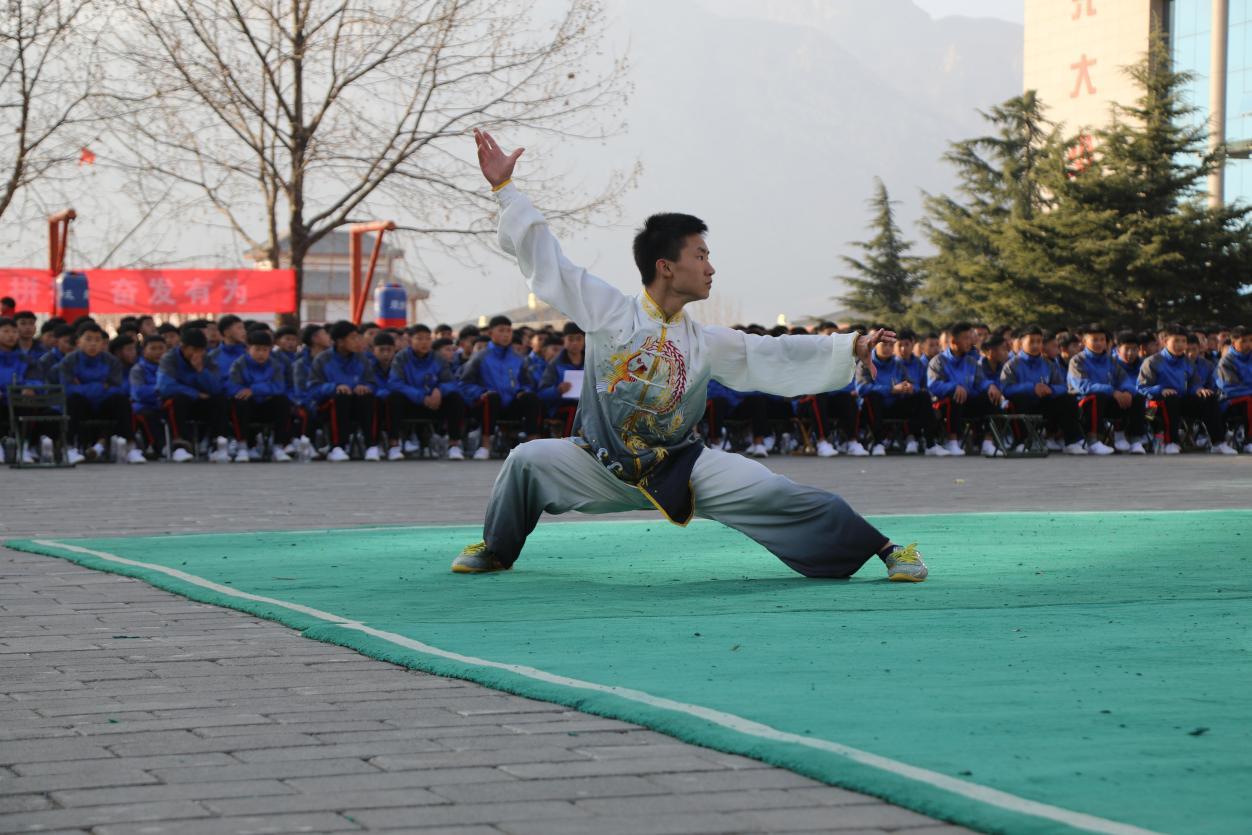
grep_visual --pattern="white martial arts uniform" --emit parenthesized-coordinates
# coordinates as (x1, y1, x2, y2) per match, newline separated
(482, 185, 888, 577)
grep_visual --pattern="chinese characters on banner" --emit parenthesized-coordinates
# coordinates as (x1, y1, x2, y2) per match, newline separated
(0, 269, 296, 314)
(1071, 2, 1097, 99)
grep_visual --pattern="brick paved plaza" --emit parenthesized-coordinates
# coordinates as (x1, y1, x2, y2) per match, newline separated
(1, 456, 1246, 834)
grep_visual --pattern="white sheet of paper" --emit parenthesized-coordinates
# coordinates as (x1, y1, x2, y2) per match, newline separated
(562, 369, 584, 400)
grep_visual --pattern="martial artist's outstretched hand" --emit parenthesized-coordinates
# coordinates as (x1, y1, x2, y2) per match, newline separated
(855, 328, 897, 379)
(475, 129, 524, 188)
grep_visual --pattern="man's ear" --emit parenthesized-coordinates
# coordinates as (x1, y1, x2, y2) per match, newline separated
(654, 259, 670, 282)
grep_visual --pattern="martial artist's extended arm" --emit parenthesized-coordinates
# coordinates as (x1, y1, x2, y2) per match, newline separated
(704, 327, 857, 398)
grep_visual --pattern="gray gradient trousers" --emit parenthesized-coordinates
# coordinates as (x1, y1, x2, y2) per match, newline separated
(482, 439, 888, 578)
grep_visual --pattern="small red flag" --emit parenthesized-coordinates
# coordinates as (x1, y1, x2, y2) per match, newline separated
(79, 147, 96, 166)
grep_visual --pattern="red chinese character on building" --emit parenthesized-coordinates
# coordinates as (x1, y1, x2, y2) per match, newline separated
(1070, 54, 1097, 98)
(1073, 0, 1096, 20)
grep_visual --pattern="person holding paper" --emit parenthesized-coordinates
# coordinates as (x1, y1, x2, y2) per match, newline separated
(538, 321, 586, 436)
(454, 129, 927, 584)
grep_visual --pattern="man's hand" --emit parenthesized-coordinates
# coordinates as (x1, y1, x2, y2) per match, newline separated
(558, 381, 572, 394)
(197, 392, 210, 400)
(423, 389, 442, 410)
(1114, 390, 1132, 409)
(988, 385, 1004, 405)
(474, 129, 524, 189)
(1198, 388, 1215, 398)
(235, 388, 252, 400)
(1034, 382, 1052, 398)
(891, 381, 913, 395)
(854, 329, 896, 379)
(1161, 388, 1178, 397)
(953, 385, 968, 404)
(336, 384, 352, 395)
(353, 384, 371, 396)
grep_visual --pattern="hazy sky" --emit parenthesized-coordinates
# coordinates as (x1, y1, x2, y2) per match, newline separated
(914, 0, 1023, 23)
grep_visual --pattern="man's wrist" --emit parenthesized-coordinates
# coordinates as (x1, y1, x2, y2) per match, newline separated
(491, 178, 512, 193)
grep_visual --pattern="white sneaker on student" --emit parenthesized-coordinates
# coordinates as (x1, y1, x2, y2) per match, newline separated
(870, 443, 886, 456)
(1046, 438, 1064, 452)
(233, 445, 251, 463)
(387, 446, 404, 461)
(924, 443, 950, 456)
(750, 443, 769, 458)
(762, 435, 775, 452)
(815, 439, 837, 458)
(66, 448, 85, 465)
(402, 438, 421, 454)
(364, 445, 382, 461)
(271, 447, 292, 463)
(943, 439, 966, 456)
(1163, 442, 1182, 455)
(210, 436, 231, 463)
(112, 435, 129, 462)
(845, 440, 869, 457)
(40, 435, 54, 461)
(171, 447, 194, 463)
(472, 446, 490, 460)
(87, 440, 106, 461)
(447, 445, 465, 460)
(1194, 434, 1211, 450)
(1113, 431, 1130, 453)
(1128, 441, 1147, 455)
(20, 446, 36, 464)
(1062, 441, 1087, 455)
(1087, 440, 1115, 455)
(981, 439, 999, 457)
(327, 446, 350, 462)
(1211, 442, 1238, 455)
(904, 437, 919, 454)
(126, 448, 147, 464)
(1243, 442, 1252, 454)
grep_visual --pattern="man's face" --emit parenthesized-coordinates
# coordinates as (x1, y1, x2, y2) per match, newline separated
(657, 235, 714, 303)
(565, 333, 585, 355)
(55, 335, 73, 354)
(1083, 333, 1107, 355)
(542, 343, 561, 362)
(457, 336, 475, 355)
(247, 344, 272, 364)
(339, 332, 364, 354)
(489, 324, 512, 348)
(950, 330, 973, 355)
(1233, 335, 1252, 354)
(1184, 343, 1200, 361)
(436, 344, 456, 364)
(972, 327, 989, 347)
(143, 341, 166, 363)
(1142, 339, 1158, 356)
(277, 334, 299, 353)
(79, 331, 104, 357)
(116, 343, 138, 365)
(162, 331, 180, 348)
(989, 343, 1009, 364)
(895, 338, 914, 359)
(395, 332, 410, 350)
(224, 322, 246, 344)
(530, 333, 546, 354)
(138, 318, 157, 336)
(362, 327, 379, 346)
(412, 331, 433, 354)
(1117, 343, 1139, 364)
(16, 317, 35, 341)
(874, 340, 893, 360)
(182, 345, 205, 366)
(312, 328, 332, 350)
(204, 324, 221, 347)
(373, 343, 396, 364)
(435, 328, 452, 341)
(0, 324, 16, 349)
(923, 337, 939, 357)
(1022, 334, 1044, 357)
(511, 341, 528, 357)
(1164, 335, 1187, 356)
(1042, 339, 1059, 359)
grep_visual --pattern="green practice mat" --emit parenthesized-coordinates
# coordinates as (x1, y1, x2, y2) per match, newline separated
(9, 511, 1251, 835)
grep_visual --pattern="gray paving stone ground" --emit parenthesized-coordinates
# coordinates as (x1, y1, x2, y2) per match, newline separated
(1, 455, 1246, 833)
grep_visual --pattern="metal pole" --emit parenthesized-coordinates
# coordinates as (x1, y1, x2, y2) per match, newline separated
(1209, 0, 1229, 208)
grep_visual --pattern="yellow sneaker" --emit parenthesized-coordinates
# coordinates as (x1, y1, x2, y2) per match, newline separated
(881, 542, 927, 582)
(451, 541, 511, 574)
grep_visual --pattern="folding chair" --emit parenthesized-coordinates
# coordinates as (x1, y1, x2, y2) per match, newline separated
(986, 413, 1048, 458)
(6, 385, 73, 469)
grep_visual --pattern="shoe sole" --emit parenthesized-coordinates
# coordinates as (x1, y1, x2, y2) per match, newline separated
(450, 562, 510, 574)
(888, 572, 927, 583)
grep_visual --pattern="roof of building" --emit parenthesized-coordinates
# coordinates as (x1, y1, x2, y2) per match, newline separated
(245, 230, 404, 261)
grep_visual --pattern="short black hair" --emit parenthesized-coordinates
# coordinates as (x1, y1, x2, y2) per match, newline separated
(141, 332, 165, 348)
(246, 329, 273, 347)
(14, 310, 35, 322)
(0, 297, 14, 307)
(431, 337, 454, 351)
(52, 324, 74, 339)
(300, 324, 325, 346)
(633, 212, 708, 286)
(109, 334, 135, 353)
(372, 332, 395, 347)
(896, 328, 917, 341)
(488, 315, 512, 329)
(1114, 329, 1138, 345)
(359, 321, 379, 332)
(40, 318, 63, 334)
(562, 321, 584, 336)
(435, 323, 452, 332)
(1163, 322, 1188, 338)
(218, 314, 242, 332)
(1229, 325, 1248, 338)
(1079, 322, 1109, 337)
(1020, 324, 1044, 337)
(410, 323, 431, 335)
(544, 335, 564, 348)
(983, 334, 1006, 350)
(180, 328, 208, 349)
(274, 326, 298, 339)
(157, 323, 178, 335)
(510, 331, 525, 345)
(458, 325, 480, 340)
(946, 321, 973, 338)
(0, 317, 15, 329)
(1185, 334, 1200, 345)
(77, 322, 105, 338)
(329, 320, 357, 342)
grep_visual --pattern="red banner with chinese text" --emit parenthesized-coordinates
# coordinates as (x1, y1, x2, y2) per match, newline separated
(0, 268, 296, 314)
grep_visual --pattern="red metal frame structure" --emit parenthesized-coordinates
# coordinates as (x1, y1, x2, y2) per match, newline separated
(48, 209, 76, 316)
(348, 220, 396, 325)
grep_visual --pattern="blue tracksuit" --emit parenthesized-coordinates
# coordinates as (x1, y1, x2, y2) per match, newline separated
(367, 354, 392, 399)
(389, 348, 459, 405)
(855, 354, 904, 405)
(290, 348, 316, 408)
(525, 351, 547, 390)
(38, 348, 65, 384)
(0, 346, 41, 399)
(537, 350, 585, 403)
(927, 348, 988, 400)
(1217, 349, 1252, 399)
(129, 357, 161, 413)
(1137, 350, 1200, 398)
(707, 379, 744, 410)
(56, 351, 125, 407)
(1067, 348, 1133, 396)
(157, 349, 223, 400)
(459, 342, 531, 407)
(898, 355, 929, 393)
(209, 343, 247, 385)
(18, 341, 46, 360)
(307, 349, 377, 404)
(1193, 355, 1217, 391)
(227, 355, 288, 402)
(1001, 351, 1067, 404)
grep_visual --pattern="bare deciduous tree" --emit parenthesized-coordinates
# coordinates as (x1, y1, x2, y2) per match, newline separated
(0, 0, 100, 222)
(101, 0, 632, 322)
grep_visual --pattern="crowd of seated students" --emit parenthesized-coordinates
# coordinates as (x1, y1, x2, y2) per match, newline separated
(1, 299, 1249, 464)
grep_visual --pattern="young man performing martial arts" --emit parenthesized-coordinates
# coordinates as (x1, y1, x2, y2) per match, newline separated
(453, 130, 927, 582)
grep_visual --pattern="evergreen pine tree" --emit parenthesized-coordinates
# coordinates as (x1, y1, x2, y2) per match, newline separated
(837, 178, 921, 324)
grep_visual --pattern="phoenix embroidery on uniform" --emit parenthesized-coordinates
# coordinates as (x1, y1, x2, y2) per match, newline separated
(599, 335, 687, 416)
